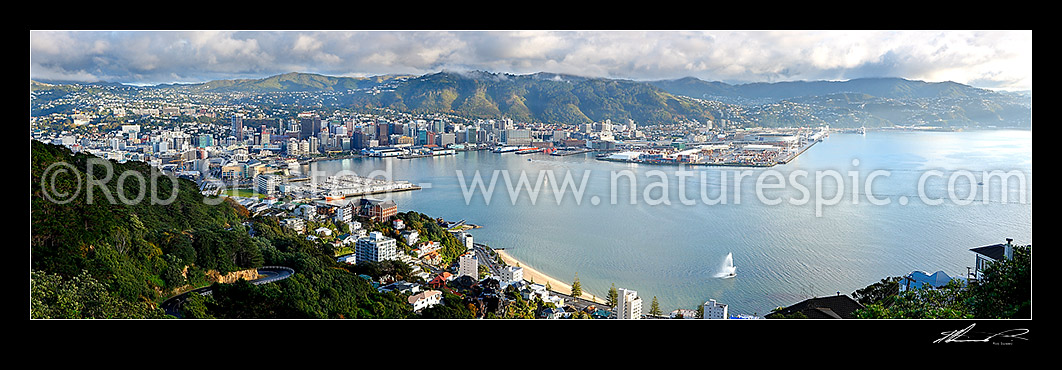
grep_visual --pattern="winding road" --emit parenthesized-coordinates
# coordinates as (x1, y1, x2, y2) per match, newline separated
(161, 266, 294, 318)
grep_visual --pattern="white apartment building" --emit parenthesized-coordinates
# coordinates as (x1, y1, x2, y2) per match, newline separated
(404, 230, 420, 246)
(335, 204, 354, 224)
(462, 232, 473, 250)
(497, 265, 523, 287)
(356, 231, 398, 263)
(703, 299, 729, 319)
(256, 174, 281, 195)
(616, 288, 642, 319)
(458, 251, 478, 280)
(286, 138, 300, 156)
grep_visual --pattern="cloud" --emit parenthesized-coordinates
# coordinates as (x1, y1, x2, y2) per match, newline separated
(28, 30, 1031, 90)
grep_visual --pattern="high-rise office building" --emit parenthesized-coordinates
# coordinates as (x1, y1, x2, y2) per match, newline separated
(376, 122, 390, 145)
(231, 115, 243, 141)
(299, 117, 321, 140)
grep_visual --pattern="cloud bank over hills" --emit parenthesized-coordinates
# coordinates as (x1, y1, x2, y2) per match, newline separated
(29, 30, 1032, 91)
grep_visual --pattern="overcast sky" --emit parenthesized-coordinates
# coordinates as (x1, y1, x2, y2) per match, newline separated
(29, 30, 1033, 91)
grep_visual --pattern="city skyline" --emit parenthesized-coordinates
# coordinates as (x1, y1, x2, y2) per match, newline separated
(29, 30, 1033, 91)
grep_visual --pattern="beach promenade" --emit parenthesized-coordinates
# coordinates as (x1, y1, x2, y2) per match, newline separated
(495, 250, 605, 305)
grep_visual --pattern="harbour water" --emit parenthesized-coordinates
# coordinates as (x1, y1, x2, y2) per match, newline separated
(304, 130, 1032, 316)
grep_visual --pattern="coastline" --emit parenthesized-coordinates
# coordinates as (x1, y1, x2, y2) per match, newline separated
(494, 250, 605, 305)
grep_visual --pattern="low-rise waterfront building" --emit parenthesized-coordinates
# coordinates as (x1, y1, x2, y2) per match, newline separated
(703, 299, 728, 319)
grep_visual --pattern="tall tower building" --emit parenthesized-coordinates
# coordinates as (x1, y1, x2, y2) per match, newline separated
(299, 116, 321, 140)
(231, 115, 243, 141)
(376, 122, 390, 146)
(616, 288, 642, 319)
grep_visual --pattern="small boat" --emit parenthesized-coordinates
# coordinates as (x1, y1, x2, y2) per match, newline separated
(325, 190, 346, 201)
(716, 252, 736, 279)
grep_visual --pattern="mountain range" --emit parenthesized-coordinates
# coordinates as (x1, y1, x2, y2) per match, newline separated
(31, 71, 1032, 128)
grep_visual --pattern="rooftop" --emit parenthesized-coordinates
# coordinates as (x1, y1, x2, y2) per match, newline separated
(766, 294, 865, 319)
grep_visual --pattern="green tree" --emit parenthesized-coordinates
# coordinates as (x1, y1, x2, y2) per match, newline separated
(696, 304, 704, 319)
(852, 276, 903, 305)
(606, 283, 618, 308)
(570, 272, 582, 298)
(420, 291, 475, 319)
(649, 296, 662, 316)
(967, 245, 1031, 318)
(30, 270, 165, 319)
(854, 279, 972, 319)
(178, 293, 216, 319)
(504, 295, 536, 319)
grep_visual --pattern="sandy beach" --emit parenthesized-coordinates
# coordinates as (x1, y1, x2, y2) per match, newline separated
(494, 249, 605, 304)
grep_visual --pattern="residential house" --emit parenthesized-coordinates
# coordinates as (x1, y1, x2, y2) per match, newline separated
(403, 230, 420, 245)
(540, 307, 567, 319)
(281, 217, 305, 233)
(765, 294, 865, 319)
(408, 290, 443, 312)
(314, 227, 332, 237)
(900, 270, 955, 292)
(336, 254, 356, 265)
(428, 272, 453, 289)
(414, 241, 441, 259)
(969, 238, 1019, 282)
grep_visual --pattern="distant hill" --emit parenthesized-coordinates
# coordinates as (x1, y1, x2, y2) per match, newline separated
(160, 72, 416, 93)
(648, 76, 998, 102)
(649, 76, 1031, 128)
(342, 70, 718, 126)
(30, 71, 1032, 128)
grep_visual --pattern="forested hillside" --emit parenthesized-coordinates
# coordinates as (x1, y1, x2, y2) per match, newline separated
(29, 140, 454, 319)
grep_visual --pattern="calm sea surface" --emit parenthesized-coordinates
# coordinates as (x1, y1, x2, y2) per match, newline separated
(305, 130, 1032, 316)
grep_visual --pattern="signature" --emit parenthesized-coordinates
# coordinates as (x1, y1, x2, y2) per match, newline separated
(934, 323, 1029, 344)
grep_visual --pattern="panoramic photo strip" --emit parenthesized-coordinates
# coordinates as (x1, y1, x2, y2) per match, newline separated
(30, 30, 1031, 345)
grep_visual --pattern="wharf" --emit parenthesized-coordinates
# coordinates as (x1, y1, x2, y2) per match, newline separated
(318, 185, 421, 201)
(776, 138, 822, 164)
(595, 156, 774, 168)
(550, 148, 593, 156)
